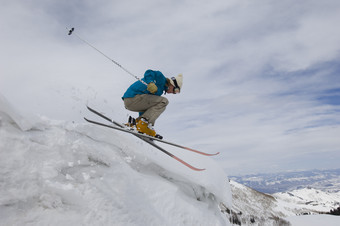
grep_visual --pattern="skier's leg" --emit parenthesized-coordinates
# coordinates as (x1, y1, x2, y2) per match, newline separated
(124, 94, 168, 125)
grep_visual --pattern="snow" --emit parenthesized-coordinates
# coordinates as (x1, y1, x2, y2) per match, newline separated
(0, 93, 231, 226)
(0, 94, 36, 131)
(274, 188, 340, 214)
(230, 180, 340, 225)
(287, 214, 340, 226)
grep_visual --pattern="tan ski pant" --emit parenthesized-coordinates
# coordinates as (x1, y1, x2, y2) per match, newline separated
(123, 94, 169, 125)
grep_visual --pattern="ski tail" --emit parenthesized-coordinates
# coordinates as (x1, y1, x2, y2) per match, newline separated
(86, 106, 119, 126)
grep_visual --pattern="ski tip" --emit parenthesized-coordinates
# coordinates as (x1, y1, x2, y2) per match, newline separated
(205, 151, 220, 156)
(172, 156, 206, 171)
(184, 147, 220, 156)
(185, 165, 206, 171)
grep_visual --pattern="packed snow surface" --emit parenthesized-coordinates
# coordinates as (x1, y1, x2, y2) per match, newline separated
(0, 93, 232, 226)
(287, 214, 340, 226)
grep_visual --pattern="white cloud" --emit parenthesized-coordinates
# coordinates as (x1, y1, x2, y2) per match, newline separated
(1, 0, 340, 175)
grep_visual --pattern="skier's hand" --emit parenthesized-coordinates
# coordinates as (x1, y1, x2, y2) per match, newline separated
(147, 82, 157, 94)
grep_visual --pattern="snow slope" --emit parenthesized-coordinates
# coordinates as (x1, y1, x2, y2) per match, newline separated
(229, 180, 291, 225)
(230, 180, 340, 226)
(287, 215, 340, 226)
(0, 93, 232, 226)
(274, 188, 340, 214)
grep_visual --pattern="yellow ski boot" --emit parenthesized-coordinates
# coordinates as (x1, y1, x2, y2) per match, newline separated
(136, 118, 156, 137)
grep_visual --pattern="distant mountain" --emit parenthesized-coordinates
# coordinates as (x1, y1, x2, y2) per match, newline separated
(273, 187, 340, 214)
(228, 180, 340, 226)
(226, 180, 291, 226)
(228, 169, 340, 225)
(230, 168, 340, 194)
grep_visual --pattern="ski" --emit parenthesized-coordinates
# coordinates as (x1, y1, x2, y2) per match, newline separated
(84, 117, 205, 171)
(86, 106, 219, 156)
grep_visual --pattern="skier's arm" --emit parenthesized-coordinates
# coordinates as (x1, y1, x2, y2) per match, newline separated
(143, 70, 157, 84)
(144, 70, 158, 94)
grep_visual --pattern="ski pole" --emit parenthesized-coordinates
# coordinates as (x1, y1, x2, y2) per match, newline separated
(66, 27, 147, 86)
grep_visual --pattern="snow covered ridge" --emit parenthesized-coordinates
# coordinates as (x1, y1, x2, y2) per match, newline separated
(229, 180, 291, 226)
(0, 93, 232, 226)
(273, 188, 340, 214)
(230, 180, 340, 226)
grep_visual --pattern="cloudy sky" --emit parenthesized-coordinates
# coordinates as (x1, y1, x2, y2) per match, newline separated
(1, 0, 340, 175)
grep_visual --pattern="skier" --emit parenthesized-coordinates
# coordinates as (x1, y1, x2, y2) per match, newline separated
(122, 69, 183, 137)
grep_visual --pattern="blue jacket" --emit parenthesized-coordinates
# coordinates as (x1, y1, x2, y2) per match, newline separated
(122, 70, 168, 99)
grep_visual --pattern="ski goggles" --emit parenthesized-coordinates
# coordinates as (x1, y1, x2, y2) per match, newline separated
(171, 77, 181, 94)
